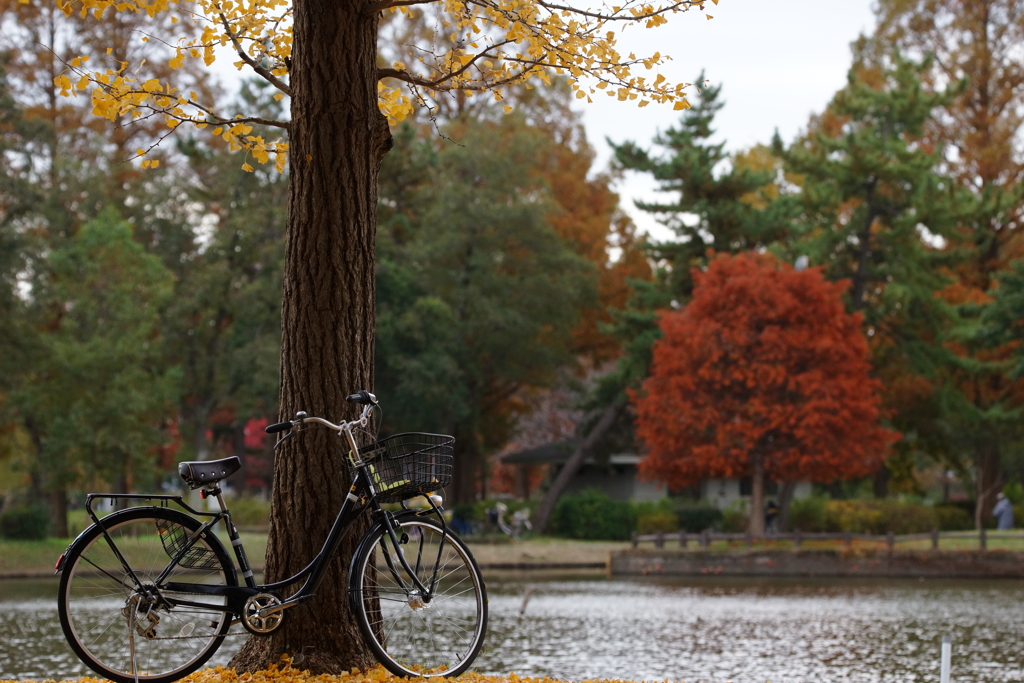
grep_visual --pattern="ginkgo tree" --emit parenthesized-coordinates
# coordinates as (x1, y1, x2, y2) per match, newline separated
(50, 0, 716, 672)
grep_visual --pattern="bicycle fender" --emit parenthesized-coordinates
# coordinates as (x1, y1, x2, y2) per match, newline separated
(54, 525, 94, 574)
(54, 507, 233, 578)
(347, 510, 424, 611)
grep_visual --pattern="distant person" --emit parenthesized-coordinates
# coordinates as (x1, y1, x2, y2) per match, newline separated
(765, 499, 780, 535)
(993, 492, 1014, 530)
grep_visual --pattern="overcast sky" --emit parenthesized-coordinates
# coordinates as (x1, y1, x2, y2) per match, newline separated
(579, 0, 877, 241)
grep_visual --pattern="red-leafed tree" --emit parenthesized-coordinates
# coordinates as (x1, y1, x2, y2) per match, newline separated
(633, 253, 899, 535)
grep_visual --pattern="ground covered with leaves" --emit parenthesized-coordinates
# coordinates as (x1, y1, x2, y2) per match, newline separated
(0, 658, 644, 683)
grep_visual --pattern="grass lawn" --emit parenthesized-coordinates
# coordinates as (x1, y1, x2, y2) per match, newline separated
(0, 531, 269, 576)
(4, 529, 1023, 576)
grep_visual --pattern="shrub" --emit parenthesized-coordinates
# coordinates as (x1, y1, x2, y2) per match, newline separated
(637, 511, 678, 535)
(720, 502, 748, 533)
(934, 504, 973, 531)
(674, 506, 723, 532)
(0, 505, 50, 540)
(786, 495, 827, 532)
(820, 499, 939, 534)
(882, 501, 938, 535)
(552, 489, 636, 540)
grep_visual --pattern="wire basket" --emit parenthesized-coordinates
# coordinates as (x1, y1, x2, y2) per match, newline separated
(354, 432, 454, 504)
(156, 518, 222, 571)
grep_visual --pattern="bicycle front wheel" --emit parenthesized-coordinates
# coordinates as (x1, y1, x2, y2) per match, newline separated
(351, 516, 488, 677)
(57, 507, 236, 683)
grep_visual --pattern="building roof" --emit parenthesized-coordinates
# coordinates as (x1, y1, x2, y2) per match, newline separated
(502, 441, 641, 466)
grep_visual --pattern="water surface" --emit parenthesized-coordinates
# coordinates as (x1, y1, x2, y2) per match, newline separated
(3, 573, 1023, 682)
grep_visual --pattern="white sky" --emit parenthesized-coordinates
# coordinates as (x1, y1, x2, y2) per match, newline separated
(578, 0, 877, 242)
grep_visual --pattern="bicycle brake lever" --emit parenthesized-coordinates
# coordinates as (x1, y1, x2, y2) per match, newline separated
(273, 430, 296, 451)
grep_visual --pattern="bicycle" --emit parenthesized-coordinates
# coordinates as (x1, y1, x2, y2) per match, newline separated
(55, 390, 488, 683)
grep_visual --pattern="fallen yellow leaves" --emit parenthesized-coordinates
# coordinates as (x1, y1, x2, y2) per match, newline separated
(0, 657, 659, 683)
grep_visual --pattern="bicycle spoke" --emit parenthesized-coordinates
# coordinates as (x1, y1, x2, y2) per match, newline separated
(59, 510, 234, 683)
(354, 519, 486, 677)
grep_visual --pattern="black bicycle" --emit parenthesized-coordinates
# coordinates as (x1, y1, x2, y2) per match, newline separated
(54, 390, 488, 683)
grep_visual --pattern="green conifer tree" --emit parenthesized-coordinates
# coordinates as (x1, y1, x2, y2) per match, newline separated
(773, 54, 968, 496)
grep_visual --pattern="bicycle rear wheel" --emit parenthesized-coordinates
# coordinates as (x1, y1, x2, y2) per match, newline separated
(351, 516, 487, 677)
(57, 507, 236, 683)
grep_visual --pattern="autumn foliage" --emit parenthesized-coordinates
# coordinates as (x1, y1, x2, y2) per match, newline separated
(633, 253, 899, 531)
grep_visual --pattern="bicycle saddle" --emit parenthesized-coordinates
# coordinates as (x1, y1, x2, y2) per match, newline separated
(178, 456, 241, 489)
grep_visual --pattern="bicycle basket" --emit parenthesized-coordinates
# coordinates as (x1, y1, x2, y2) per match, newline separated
(355, 432, 454, 504)
(156, 518, 222, 571)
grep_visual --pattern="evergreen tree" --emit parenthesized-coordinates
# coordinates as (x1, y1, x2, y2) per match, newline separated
(376, 116, 596, 504)
(611, 77, 792, 299)
(774, 54, 968, 496)
(17, 209, 179, 533)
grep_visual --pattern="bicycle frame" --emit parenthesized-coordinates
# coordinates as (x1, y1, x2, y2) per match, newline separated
(74, 459, 450, 620)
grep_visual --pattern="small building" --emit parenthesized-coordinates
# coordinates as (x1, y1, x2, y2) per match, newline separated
(502, 441, 666, 502)
(503, 441, 814, 508)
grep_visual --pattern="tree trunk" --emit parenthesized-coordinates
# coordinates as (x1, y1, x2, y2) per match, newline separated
(449, 430, 480, 505)
(777, 480, 796, 532)
(748, 455, 765, 538)
(974, 442, 1003, 530)
(228, 0, 391, 673)
(533, 397, 626, 534)
(50, 488, 68, 538)
(872, 465, 890, 499)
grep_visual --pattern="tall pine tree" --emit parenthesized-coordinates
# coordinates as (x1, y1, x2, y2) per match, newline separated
(774, 54, 966, 497)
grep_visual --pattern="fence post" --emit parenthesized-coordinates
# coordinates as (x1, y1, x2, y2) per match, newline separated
(631, 531, 638, 548)
(887, 531, 895, 552)
(744, 530, 752, 548)
(843, 530, 852, 547)
(655, 530, 664, 549)
(679, 530, 688, 549)
(980, 526, 987, 551)
(931, 528, 939, 550)
(701, 530, 710, 549)
(794, 529, 802, 549)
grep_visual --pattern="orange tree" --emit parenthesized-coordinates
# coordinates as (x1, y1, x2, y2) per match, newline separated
(46, 0, 715, 672)
(633, 253, 899, 535)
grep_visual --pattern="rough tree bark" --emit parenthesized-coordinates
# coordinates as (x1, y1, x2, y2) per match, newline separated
(228, 0, 392, 672)
(533, 397, 626, 533)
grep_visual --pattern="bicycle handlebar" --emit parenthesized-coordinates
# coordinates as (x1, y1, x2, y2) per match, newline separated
(264, 394, 376, 436)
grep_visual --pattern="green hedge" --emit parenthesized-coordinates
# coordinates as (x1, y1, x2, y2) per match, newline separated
(0, 505, 50, 540)
(551, 489, 636, 540)
(674, 506, 724, 532)
(785, 498, 977, 534)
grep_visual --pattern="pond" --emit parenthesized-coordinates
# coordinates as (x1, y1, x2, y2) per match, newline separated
(2, 573, 1023, 682)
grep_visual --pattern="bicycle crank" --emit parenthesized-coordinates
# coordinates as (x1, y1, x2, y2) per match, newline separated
(242, 593, 285, 635)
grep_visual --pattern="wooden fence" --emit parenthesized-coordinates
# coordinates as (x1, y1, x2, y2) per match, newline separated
(631, 528, 1024, 551)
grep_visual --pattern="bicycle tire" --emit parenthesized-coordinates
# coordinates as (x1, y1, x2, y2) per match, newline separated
(350, 516, 488, 677)
(57, 507, 237, 683)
